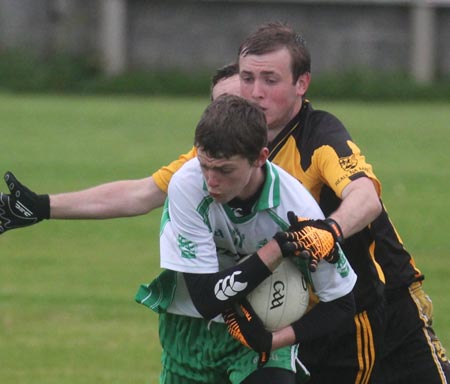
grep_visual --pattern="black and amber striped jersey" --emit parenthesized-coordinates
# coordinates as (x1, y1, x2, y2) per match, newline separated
(152, 100, 423, 310)
(268, 100, 423, 310)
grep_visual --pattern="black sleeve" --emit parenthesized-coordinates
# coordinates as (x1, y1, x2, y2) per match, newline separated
(291, 291, 356, 344)
(183, 253, 272, 320)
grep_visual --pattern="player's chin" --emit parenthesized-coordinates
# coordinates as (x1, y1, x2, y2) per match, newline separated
(210, 192, 227, 204)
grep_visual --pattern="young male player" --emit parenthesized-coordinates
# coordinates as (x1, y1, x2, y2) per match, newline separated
(141, 94, 356, 383)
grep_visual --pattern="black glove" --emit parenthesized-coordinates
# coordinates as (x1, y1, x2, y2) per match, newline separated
(0, 171, 50, 234)
(223, 299, 272, 368)
(274, 211, 343, 272)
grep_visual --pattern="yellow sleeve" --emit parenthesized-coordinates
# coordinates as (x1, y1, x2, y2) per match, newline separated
(152, 147, 197, 193)
(318, 140, 382, 198)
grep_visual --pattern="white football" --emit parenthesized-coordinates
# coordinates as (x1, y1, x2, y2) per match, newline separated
(246, 258, 309, 331)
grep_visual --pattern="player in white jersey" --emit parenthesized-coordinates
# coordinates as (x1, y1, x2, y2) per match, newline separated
(136, 95, 356, 384)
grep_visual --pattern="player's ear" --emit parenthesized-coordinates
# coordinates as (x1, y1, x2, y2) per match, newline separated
(254, 147, 269, 167)
(295, 72, 311, 97)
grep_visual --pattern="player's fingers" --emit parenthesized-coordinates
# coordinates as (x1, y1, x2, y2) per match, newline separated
(258, 351, 270, 368)
(299, 250, 311, 260)
(280, 241, 298, 254)
(309, 259, 318, 272)
(287, 211, 298, 226)
(4, 171, 18, 193)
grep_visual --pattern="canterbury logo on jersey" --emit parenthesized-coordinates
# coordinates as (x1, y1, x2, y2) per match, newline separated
(214, 271, 248, 301)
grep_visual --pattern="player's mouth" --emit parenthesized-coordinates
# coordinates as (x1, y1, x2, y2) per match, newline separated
(254, 104, 267, 112)
(209, 191, 221, 199)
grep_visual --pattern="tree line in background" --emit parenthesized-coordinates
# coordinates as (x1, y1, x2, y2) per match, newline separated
(1, 50, 449, 101)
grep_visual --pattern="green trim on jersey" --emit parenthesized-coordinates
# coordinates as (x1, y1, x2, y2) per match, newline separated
(266, 209, 289, 230)
(256, 161, 280, 211)
(160, 199, 170, 236)
(135, 269, 178, 313)
(197, 195, 214, 232)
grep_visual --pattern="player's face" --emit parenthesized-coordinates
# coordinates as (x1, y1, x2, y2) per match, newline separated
(211, 74, 241, 100)
(197, 148, 268, 204)
(239, 47, 310, 142)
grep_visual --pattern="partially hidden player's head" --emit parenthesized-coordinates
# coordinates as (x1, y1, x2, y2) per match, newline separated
(194, 94, 269, 203)
(237, 21, 311, 137)
(211, 62, 240, 100)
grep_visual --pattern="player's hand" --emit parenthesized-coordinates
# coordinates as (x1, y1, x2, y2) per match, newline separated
(274, 211, 343, 272)
(223, 299, 272, 368)
(0, 172, 50, 234)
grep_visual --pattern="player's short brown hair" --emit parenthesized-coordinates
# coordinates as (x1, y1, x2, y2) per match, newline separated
(238, 21, 311, 84)
(194, 95, 267, 163)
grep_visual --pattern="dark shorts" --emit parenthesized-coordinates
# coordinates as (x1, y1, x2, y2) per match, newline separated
(381, 282, 450, 384)
(298, 298, 386, 384)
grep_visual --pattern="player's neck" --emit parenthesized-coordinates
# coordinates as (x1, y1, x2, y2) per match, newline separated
(235, 165, 266, 202)
(228, 166, 266, 215)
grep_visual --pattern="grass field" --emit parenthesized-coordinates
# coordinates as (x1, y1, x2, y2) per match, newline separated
(1, 93, 449, 383)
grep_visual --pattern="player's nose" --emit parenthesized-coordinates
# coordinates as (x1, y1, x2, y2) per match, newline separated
(205, 170, 220, 189)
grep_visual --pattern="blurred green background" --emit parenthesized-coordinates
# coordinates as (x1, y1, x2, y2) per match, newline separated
(0, 94, 449, 383)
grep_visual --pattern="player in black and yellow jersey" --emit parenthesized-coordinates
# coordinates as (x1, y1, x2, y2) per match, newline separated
(235, 22, 449, 384)
(1, 22, 449, 384)
(151, 23, 450, 384)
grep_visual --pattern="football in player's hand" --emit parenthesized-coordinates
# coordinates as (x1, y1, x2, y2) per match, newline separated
(245, 258, 309, 331)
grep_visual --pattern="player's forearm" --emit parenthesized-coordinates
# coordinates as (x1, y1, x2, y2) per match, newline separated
(294, 292, 355, 344)
(256, 239, 284, 272)
(273, 292, 355, 349)
(50, 177, 166, 219)
(330, 177, 381, 238)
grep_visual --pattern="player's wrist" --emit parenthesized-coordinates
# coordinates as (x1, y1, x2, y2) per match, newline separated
(36, 194, 50, 220)
(257, 239, 284, 270)
(323, 217, 344, 243)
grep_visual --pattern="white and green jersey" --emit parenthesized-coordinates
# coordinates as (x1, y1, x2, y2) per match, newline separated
(160, 158, 356, 320)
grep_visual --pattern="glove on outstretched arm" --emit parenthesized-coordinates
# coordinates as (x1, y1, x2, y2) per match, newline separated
(274, 211, 344, 272)
(223, 299, 272, 368)
(0, 172, 50, 234)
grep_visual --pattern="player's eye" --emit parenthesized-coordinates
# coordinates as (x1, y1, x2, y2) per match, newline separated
(240, 75, 253, 84)
(265, 77, 278, 85)
(219, 168, 234, 175)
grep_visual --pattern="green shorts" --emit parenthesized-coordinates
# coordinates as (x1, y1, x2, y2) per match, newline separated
(158, 312, 298, 384)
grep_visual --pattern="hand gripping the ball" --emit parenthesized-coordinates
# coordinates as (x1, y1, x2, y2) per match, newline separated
(223, 299, 273, 368)
(274, 211, 344, 272)
(0, 171, 50, 234)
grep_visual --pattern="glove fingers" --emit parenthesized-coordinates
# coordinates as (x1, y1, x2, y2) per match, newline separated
(274, 231, 288, 242)
(287, 211, 298, 227)
(299, 249, 311, 260)
(4, 172, 18, 193)
(325, 249, 340, 264)
(5, 172, 35, 202)
(299, 250, 318, 272)
(5, 172, 31, 198)
(282, 231, 303, 242)
(309, 258, 319, 272)
(280, 241, 302, 255)
(258, 351, 270, 368)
